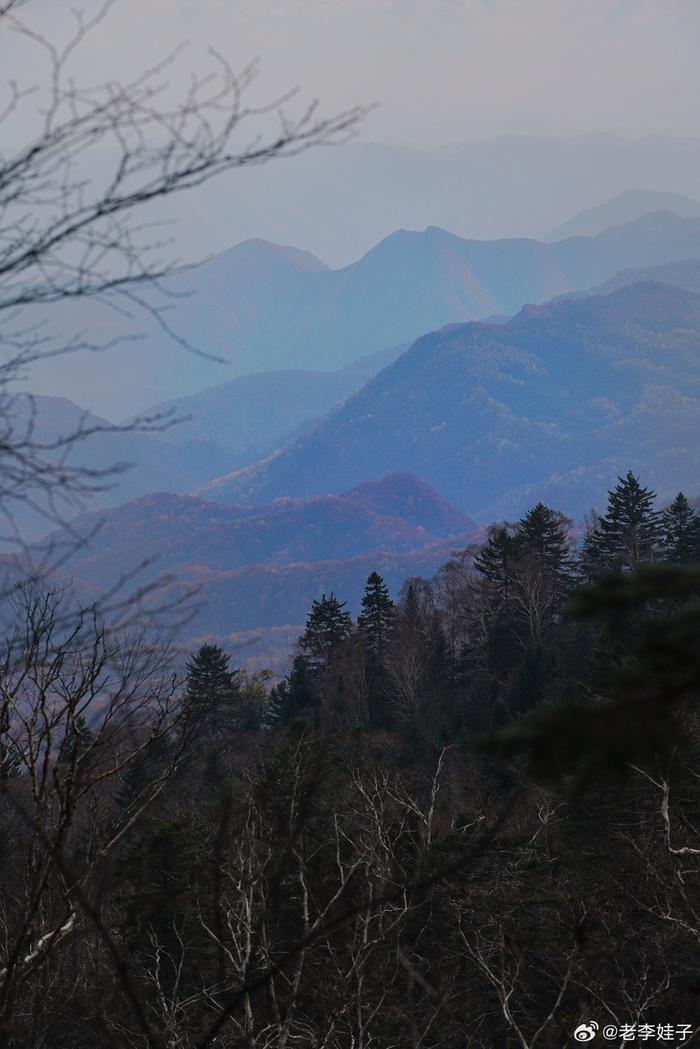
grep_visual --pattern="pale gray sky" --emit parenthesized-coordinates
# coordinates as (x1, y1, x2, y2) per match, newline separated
(6, 0, 700, 412)
(8, 0, 700, 143)
(12, 0, 699, 143)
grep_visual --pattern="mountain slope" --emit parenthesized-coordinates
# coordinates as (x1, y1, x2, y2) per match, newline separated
(28, 212, 700, 416)
(145, 342, 407, 471)
(544, 190, 700, 241)
(57, 474, 474, 588)
(199, 281, 700, 519)
(49, 475, 475, 633)
(13, 343, 406, 541)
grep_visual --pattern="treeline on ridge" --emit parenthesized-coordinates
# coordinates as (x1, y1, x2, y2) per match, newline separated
(2, 470, 700, 1046)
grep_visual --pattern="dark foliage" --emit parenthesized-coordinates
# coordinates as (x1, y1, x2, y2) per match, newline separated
(5, 472, 700, 1048)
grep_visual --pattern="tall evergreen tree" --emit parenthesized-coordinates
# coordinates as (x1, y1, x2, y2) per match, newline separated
(578, 513, 604, 583)
(357, 572, 396, 729)
(182, 644, 238, 737)
(517, 503, 572, 579)
(265, 655, 316, 727)
(587, 471, 661, 572)
(358, 573, 396, 658)
(473, 525, 522, 603)
(660, 493, 700, 564)
(298, 593, 352, 674)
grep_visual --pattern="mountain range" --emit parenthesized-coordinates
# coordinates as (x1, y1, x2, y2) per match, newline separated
(544, 190, 700, 241)
(26, 210, 700, 416)
(48, 474, 475, 636)
(199, 280, 700, 520)
(170, 134, 700, 268)
(8, 345, 405, 538)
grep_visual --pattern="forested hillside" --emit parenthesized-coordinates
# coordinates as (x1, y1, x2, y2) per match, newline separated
(6, 470, 700, 1046)
(201, 280, 700, 518)
(38, 475, 475, 635)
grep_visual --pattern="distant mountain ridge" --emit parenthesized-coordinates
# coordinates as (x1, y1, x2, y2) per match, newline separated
(28, 210, 700, 416)
(544, 190, 700, 241)
(550, 258, 700, 304)
(199, 280, 700, 520)
(14, 344, 406, 539)
(46, 474, 475, 633)
(144, 342, 407, 472)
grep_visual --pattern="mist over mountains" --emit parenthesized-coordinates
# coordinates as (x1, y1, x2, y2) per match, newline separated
(183, 134, 700, 267)
(200, 280, 700, 520)
(544, 189, 700, 240)
(28, 210, 700, 417)
(16, 189, 700, 663)
(7, 344, 406, 538)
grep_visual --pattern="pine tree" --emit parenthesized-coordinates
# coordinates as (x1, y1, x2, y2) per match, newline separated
(660, 493, 700, 564)
(298, 593, 352, 674)
(265, 656, 316, 726)
(358, 573, 396, 659)
(182, 644, 238, 738)
(517, 503, 572, 579)
(578, 512, 604, 583)
(473, 525, 522, 602)
(357, 573, 396, 729)
(588, 471, 661, 572)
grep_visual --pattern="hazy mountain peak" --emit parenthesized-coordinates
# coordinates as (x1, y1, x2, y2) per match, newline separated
(546, 190, 700, 241)
(226, 237, 330, 271)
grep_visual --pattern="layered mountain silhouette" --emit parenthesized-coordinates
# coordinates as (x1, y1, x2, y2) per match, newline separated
(28, 211, 700, 416)
(184, 134, 700, 267)
(47, 474, 475, 633)
(200, 281, 700, 520)
(552, 258, 700, 303)
(544, 190, 700, 241)
(145, 342, 406, 472)
(11, 346, 404, 538)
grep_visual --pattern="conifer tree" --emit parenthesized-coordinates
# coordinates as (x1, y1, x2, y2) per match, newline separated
(265, 655, 316, 726)
(517, 503, 572, 579)
(358, 573, 396, 659)
(587, 471, 661, 572)
(357, 572, 396, 729)
(298, 593, 352, 674)
(578, 513, 604, 583)
(660, 493, 700, 564)
(182, 644, 238, 737)
(473, 525, 521, 603)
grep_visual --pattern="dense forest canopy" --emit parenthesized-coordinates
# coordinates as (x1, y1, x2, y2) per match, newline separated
(2, 470, 700, 1046)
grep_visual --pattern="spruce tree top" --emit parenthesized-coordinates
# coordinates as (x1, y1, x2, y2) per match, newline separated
(473, 526, 521, 585)
(661, 492, 700, 564)
(589, 471, 661, 571)
(358, 572, 396, 653)
(183, 644, 238, 734)
(517, 502, 572, 576)
(298, 593, 352, 672)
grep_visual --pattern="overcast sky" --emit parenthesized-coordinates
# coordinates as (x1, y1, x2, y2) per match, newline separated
(6, 0, 700, 410)
(18, 0, 700, 143)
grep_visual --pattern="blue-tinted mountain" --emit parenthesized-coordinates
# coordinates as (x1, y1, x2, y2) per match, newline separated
(561, 258, 700, 302)
(179, 134, 700, 268)
(29, 212, 700, 417)
(15, 344, 405, 540)
(45, 475, 474, 632)
(544, 190, 700, 241)
(200, 281, 700, 520)
(145, 342, 406, 471)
